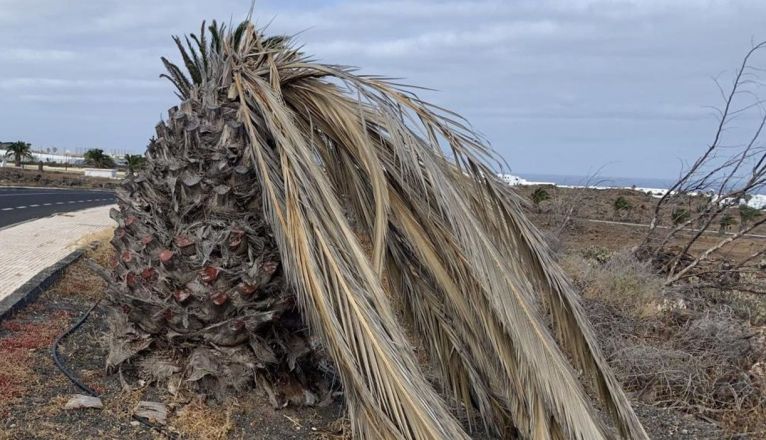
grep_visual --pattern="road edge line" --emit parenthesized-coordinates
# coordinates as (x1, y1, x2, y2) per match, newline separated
(0, 249, 84, 321)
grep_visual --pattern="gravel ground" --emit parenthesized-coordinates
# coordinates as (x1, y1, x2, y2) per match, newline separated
(0, 221, 753, 439)
(0, 258, 346, 440)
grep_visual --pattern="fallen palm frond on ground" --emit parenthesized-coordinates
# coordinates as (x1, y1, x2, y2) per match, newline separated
(103, 18, 648, 439)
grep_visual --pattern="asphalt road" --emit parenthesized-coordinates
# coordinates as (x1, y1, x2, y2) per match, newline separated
(0, 187, 116, 229)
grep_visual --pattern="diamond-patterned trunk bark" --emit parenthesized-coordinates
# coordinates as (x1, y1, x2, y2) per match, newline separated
(107, 96, 331, 404)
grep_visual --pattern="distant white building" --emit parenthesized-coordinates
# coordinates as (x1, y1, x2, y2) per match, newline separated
(497, 173, 555, 187)
(84, 168, 118, 179)
(497, 173, 525, 185)
(0, 149, 85, 165)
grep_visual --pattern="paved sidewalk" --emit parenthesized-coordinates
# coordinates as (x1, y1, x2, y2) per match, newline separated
(0, 205, 115, 303)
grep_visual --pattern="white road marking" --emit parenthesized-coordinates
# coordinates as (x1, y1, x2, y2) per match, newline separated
(0, 192, 116, 219)
(0, 192, 62, 197)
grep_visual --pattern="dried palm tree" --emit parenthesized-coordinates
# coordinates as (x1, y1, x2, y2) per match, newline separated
(106, 19, 648, 439)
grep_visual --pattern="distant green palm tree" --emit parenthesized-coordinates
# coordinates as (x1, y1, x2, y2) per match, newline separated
(613, 196, 632, 219)
(738, 204, 762, 231)
(671, 208, 690, 226)
(124, 154, 146, 174)
(83, 149, 115, 168)
(719, 213, 735, 234)
(530, 187, 551, 212)
(4, 141, 32, 167)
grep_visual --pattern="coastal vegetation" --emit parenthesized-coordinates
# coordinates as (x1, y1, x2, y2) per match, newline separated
(3, 141, 32, 167)
(83, 149, 116, 169)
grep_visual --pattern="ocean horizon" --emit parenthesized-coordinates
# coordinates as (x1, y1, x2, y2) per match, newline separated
(516, 173, 678, 190)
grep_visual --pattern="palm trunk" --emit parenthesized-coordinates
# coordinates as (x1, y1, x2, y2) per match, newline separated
(106, 99, 331, 404)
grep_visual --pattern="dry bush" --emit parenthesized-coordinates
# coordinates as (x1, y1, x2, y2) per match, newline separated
(612, 308, 759, 405)
(697, 286, 766, 327)
(640, 42, 766, 287)
(583, 295, 765, 436)
(563, 248, 766, 435)
(562, 250, 664, 317)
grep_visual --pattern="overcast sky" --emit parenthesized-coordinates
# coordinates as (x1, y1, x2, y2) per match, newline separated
(1, 0, 765, 178)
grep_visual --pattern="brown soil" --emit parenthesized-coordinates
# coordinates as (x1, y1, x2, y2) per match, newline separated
(516, 185, 766, 237)
(0, 255, 348, 440)
(0, 167, 118, 189)
(1, 259, 726, 440)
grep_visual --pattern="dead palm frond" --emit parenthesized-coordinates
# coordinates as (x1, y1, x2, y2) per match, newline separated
(157, 19, 648, 439)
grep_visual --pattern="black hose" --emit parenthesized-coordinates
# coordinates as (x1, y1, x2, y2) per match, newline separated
(51, 299, 102, 396)
(50, 299, 179, 439)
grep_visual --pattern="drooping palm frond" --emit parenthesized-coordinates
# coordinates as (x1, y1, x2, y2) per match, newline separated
(160, 19, 648, 439)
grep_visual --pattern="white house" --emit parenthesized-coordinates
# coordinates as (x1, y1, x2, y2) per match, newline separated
(83, 168, 118, 179)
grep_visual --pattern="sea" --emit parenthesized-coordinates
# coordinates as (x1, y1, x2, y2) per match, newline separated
(508, 173, 766, 208)
(516, 173, 678, 190)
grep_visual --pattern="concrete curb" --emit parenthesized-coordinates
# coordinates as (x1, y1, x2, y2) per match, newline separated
(0, 249, 84, 321)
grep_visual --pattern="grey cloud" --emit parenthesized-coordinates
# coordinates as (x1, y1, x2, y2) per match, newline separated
(1, 0, 765, 178)
(0, 49, 76, 62)
(0, 78, 163, 90)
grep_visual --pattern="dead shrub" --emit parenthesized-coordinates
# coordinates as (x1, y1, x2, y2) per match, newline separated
(563, 250, 664, 317)
(584, 296, 766, 435)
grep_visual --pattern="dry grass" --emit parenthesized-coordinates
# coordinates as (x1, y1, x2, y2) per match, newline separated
(314, 418, 352, 440)
(562, 249, 664, 317)
(173, 401, 235, 440)
(48, 228, 115, 302)
(47, 262, 107, 301)
(75, 227, 116, 265)
(0, 310, 72, 407)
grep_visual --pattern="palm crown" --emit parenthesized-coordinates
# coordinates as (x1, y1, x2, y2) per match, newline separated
(3, 141, 32, 166)
(108, 19, 648, 440)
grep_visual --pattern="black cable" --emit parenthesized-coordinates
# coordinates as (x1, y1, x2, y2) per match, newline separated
(51, 299, 102, 396)
(50, 299, 179, 439)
